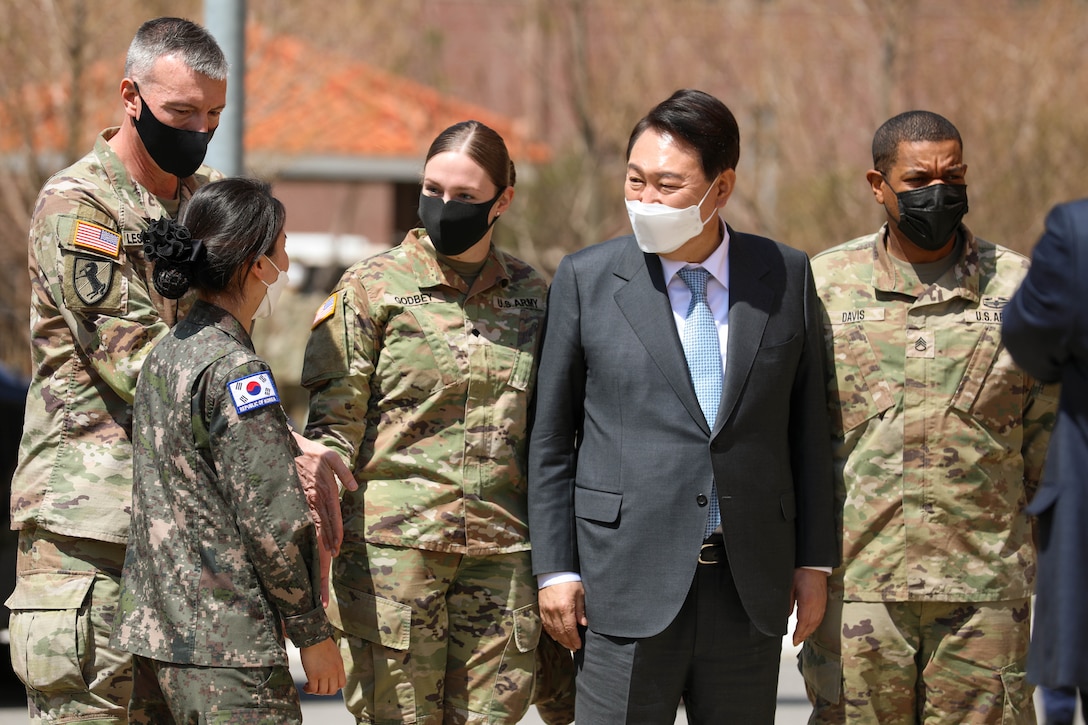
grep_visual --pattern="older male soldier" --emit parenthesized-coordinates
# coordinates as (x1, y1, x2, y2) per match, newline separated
(801, 110, 1056, 724)
(5, 18, 354, 723)
(528, 89, 837, 723)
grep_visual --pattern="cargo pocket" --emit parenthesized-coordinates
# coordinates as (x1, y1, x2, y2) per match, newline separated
(799, 638, 843, 705)
(6, 571, 95, 693)
(513, 602, 542, 654)
(531, 629, 576, 724)
(999, 664, 1033, 725)
(325, 582, 412, 651)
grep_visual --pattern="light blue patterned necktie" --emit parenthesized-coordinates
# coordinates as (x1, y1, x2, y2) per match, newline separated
(678, 266, 722, 538)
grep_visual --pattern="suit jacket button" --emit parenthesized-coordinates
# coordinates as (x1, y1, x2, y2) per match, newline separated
(696, 494, 708, 506)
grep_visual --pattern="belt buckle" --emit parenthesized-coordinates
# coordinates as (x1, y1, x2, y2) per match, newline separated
(698, 541, 724, 565)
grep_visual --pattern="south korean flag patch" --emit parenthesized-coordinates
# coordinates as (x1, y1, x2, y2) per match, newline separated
(227, 371, 280, 414)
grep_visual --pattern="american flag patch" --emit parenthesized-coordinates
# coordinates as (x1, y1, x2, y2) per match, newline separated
(227, 371, 280, 414)
(312, 292, 338, 328)
(72, 220, 121, 258)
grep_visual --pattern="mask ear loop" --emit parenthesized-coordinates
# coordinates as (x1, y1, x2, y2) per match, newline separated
(697, 175, 722, 227)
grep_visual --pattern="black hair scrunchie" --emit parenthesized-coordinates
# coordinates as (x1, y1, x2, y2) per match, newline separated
(140, 217, 205, 299)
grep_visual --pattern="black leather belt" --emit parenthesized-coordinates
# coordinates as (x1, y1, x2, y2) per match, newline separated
(698, 533, 725, 565)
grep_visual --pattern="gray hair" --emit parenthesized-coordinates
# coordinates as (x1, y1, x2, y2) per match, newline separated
(125, 17, 227, 82)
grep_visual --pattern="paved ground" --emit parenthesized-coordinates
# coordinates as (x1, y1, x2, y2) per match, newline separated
(288, 642, 816, 724)
(0, 637, 1080, 723)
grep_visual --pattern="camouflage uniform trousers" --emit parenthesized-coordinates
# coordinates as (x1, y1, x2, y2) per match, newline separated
(329, 544, 540, 724)
(6, 528, 131, 724)
(802, 596, 1035, 724)
(127, 654, 300, 724)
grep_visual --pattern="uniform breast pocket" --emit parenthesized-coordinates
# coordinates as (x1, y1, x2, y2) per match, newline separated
(375, 309, 454, 406)
(949, 327, 1027, 436)
(499, 307, 544, 392)
(829, 324, 896, 436)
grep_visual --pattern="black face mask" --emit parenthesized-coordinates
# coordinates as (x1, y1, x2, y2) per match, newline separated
(132, 84, 214, 178)
(417, 191, 503, 256)
(890, 182, 969, 251)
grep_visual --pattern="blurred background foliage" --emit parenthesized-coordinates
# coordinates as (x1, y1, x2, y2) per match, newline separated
(3, 0, 1088, 375)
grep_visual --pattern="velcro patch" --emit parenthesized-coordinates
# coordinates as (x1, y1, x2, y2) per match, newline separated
(906, 331, 936, 359)
(829, 307, 886, 325)
(227, 372, 280, 414)
(72, 220, 120, 258)
(312, 292, 338, 328)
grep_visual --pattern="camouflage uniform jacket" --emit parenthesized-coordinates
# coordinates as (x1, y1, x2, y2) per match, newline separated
(10, 128, 220, 544)
(302, 229, 547, 555)
(812, 224, 1056, 602)
(114, 300, 330, 667)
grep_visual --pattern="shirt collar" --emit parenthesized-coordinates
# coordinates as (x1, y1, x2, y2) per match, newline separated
(660, 220, 730, 289)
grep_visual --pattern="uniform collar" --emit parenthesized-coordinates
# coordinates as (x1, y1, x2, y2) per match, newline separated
(183, 299, 255, 350)
(405, 228, 513, 295)
(872, 222, 980, 304)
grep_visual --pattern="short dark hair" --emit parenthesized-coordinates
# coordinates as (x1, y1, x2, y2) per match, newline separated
(626, 89, 740, 180)
(125, 17, 227, 82)
(872, 111, 962, 176)
(180, 178, 286, 298)
(425, 120, 516, 190)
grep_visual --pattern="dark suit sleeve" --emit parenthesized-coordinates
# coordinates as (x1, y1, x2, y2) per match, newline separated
(1003, 202, 1081, 383)
(790, 255, 839, 568)
(528, 255, 586, 575)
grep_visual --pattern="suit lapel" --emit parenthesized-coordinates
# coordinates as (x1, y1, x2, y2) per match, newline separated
(612, 240, 710, 434)
(715, 230, 772, 438)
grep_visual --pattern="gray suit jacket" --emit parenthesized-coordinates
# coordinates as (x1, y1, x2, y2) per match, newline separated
(528, 231, 836, 639)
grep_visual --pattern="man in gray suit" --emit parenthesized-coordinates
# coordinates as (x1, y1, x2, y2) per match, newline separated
(527, 89, 838, 723)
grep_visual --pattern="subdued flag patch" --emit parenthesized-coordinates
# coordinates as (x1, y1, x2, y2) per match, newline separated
(227, 371, 280, 414)
(73, 220, 121, 258)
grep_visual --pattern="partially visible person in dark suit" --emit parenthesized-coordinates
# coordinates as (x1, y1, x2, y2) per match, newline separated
(1003, 198, 1088, 720)
(1040, 686, 1080, 725)
(527, 88, 837, 723)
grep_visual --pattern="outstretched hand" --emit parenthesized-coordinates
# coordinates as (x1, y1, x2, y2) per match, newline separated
(293, 433, 357, 605)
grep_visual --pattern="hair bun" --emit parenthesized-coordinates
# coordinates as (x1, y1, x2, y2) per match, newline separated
(141, 217, 205, 299)
(141, 217, 201, 264)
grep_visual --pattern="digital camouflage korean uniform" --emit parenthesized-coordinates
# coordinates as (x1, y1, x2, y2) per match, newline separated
(801, 224, 1057, 724)
(302, 229, 570, 724)
(112, 300, 331, 724)
(6, 128, 220, 724)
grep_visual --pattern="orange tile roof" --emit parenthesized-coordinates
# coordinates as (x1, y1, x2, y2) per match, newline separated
(245, 26, 549, 163)
(1, 25, 549, 166)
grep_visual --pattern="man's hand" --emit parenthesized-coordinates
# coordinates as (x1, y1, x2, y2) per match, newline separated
(539, 581, 587, 651)
(789, 568, 828, 646)
(292, 432, 358, 558)
(293, 434, 355, 607)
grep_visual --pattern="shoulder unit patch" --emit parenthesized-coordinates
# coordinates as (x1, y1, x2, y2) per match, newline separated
(73, 256, 115, 306)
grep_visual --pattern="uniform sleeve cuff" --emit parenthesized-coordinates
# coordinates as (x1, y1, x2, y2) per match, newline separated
(283, 606, 333, 649)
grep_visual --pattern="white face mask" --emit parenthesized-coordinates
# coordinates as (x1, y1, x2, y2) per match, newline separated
(252, 255, 289, 320)
(625, 177, 719, 254)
